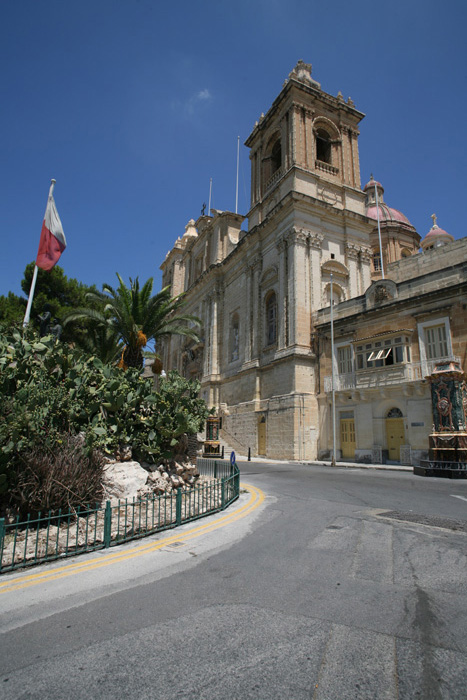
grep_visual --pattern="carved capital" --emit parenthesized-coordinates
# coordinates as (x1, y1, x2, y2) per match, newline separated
(247, 254, 262, 273)
(309, 232, 324, 250)
(345, 243, 361, 260)
(286, 226, 309, 246)
(359, 246, 373, 263)
(276, 235, 288, 253)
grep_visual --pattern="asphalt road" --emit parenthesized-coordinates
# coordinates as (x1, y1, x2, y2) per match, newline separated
(1, 463, 466, 699)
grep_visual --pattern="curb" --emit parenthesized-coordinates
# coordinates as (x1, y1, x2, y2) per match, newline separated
(234, 456, 413, 472)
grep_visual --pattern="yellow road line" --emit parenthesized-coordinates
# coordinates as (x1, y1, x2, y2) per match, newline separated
(0, 483, 264, 594)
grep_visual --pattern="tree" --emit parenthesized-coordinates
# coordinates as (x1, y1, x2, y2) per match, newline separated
(0, 292, 26, 330)
(63, 274, 200, 369)
(20, 262, 99, 346)
(0, 262, 100, 347)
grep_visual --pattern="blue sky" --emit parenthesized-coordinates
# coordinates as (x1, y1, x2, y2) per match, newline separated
(1, 0, 466, 299)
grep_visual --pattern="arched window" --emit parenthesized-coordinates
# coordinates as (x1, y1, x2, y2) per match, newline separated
(324, 283, 343, 307)
(387, 407, 403, 418)
(316, 128, 332, 164)
(271, 139, 281, 173)
(262, 133, 282, 192)
(265, 292, 277, 346)
(230, 313, 240, 362)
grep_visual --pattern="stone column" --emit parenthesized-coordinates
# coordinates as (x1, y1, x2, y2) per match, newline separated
(210, 284, 222, 377)
(289, 104, 300, 167)
(286, 227, 309, 347)
(203, 296, 211, 377)
(244, 266, 252, 363)
(349, 127, 361, 189)
(359, 246, 372, 293)
(276, 237, 288, 350)
(345, 243, 360, 298)
(251, 256, 262, 360)
(304, 108, 314, 169)
(309, 233, 324, 312)
(250, 151, 257, 207)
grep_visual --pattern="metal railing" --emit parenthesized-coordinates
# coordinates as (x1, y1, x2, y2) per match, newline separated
(0, 461, 240, 574)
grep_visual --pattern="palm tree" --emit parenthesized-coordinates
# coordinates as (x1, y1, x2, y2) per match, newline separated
(78, 322, 124, 365)
(63, 275, 200, 369)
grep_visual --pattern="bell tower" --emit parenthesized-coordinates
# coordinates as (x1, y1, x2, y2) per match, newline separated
(246, 61, 367, 230)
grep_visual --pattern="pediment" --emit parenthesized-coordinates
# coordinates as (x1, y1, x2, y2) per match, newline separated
(365, 279, 398, 308)
(260, 265, 278, 285)
(321, 260, 349, 277)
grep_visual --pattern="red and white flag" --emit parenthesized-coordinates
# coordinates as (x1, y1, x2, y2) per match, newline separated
(36, 190, 66, 271)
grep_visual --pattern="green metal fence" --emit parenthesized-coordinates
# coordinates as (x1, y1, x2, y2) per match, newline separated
(0, 461, 239, 574)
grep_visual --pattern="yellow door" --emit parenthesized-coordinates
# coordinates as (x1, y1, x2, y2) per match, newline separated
(258, 418, 266, 455)
(340, 419, 356, 459)
(386, 418, 405, 461)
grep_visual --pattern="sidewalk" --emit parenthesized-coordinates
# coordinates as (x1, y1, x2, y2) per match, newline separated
(233, 453, 413, 472)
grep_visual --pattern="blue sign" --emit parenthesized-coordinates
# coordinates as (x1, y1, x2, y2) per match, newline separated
(230, 451, 236, 465)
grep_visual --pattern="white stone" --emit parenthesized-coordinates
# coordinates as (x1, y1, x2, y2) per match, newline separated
(103, 461, 148, 501)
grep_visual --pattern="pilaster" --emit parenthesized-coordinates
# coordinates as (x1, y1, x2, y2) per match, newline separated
(250, 256, 262, 359)
(309, 232, 324, 312)
(276, 236, 288, 349)
(359, 246, 372, 292)
(286, 227, 309, 346)
(345, 243, 360, 298)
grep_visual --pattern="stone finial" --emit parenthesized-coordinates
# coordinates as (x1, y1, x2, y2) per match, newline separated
(183, 219, 198, 239)
(288, 60, 321, 89)
(337, 90, 344, 101)
(431, 213, 438, 228)
(347, 96, 354, 106)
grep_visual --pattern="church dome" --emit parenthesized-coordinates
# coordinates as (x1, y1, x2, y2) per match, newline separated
(364, 175, 414, 228)
(421, 215, 454, 251)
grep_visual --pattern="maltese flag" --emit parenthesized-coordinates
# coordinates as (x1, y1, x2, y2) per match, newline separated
(36, 185, 66, 271)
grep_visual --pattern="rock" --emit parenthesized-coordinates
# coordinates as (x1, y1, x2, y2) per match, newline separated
(145, 463, 159, 472)
(170, 474, 182, 488)
(103, 461, 148, 501)
(119, 445, 133, 461)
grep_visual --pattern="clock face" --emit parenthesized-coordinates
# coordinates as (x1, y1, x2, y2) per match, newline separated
(318, 186, 338, 205)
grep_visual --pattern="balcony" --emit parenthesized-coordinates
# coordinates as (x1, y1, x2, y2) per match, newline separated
(263, 168, 283, 194)
(315, 160, 339, 176)
(323, 356, 462, 393)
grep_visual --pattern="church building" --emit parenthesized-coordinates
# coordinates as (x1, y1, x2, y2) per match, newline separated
(159, 61, 466, 464)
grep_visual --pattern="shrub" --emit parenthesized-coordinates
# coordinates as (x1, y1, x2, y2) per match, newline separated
(0, 329, 211, 512)
(9, 434, 105, 519)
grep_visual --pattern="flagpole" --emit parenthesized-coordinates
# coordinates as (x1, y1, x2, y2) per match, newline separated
(235, 136, 240, 214)
(23, 179, 56, 328)
(330, 273, 336, 467)
(208, 178, 212, 216)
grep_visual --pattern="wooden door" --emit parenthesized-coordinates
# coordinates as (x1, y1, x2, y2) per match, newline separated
(258, 418, 266, 455)
(340, 419, 356, 459)
(386, 418, 405, 461)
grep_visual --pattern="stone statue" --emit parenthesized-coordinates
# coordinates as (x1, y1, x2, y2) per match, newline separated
(38, 306, 52, 337)
(50, 319, 62, 341)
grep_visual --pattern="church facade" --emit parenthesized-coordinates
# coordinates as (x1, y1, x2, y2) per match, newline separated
(159, 61, 466, 464)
